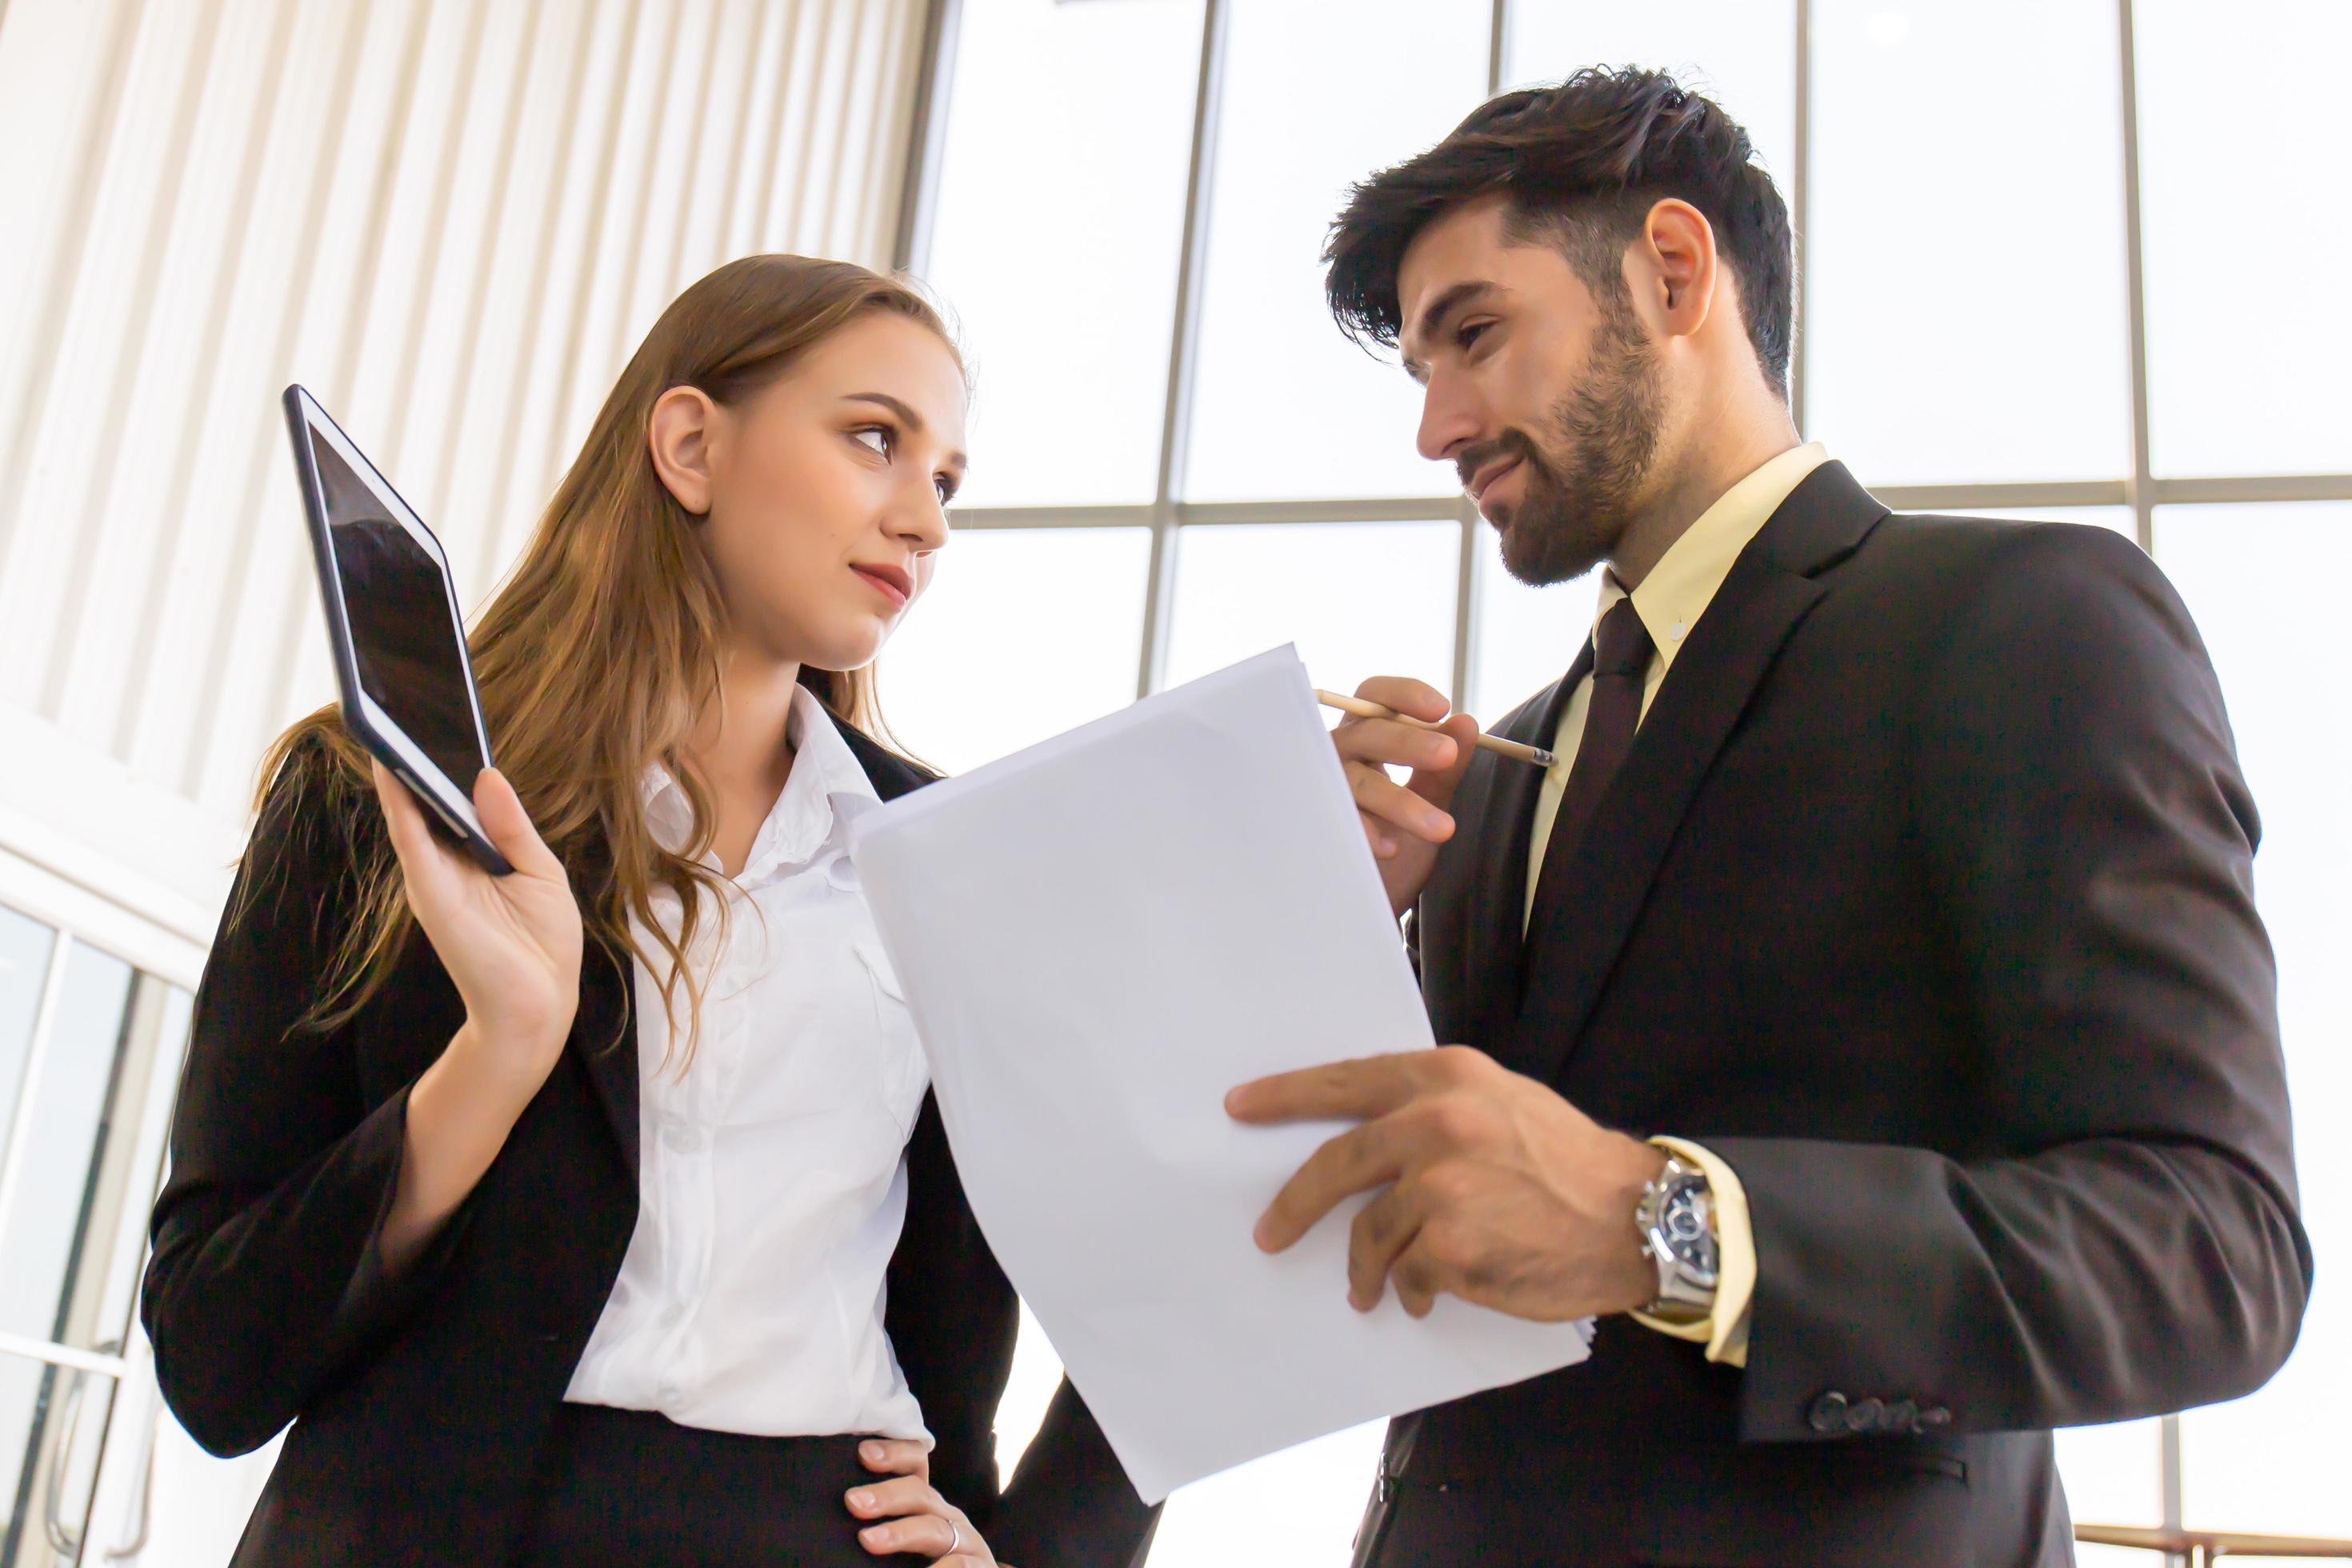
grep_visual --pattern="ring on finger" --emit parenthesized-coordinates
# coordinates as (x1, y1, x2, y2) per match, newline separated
(946, 1519, 962, 1557)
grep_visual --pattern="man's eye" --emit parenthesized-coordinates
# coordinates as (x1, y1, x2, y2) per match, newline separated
(1457, 321, 1491, 351)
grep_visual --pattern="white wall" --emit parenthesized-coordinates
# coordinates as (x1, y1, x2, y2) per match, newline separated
(0, 0, 928, 945)
(0, 4, 930, 1561)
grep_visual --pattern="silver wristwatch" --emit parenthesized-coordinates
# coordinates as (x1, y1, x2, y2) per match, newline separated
(1634, 1155, 1720, 1323)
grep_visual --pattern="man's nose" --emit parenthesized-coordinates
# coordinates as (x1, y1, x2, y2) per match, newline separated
(1415, 374, 1483, 466)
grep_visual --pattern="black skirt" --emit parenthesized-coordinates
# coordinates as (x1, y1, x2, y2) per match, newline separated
(512, 1402, 933, 1566)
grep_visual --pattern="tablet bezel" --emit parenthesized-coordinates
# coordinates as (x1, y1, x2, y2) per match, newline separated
(282, 383, 511, 874)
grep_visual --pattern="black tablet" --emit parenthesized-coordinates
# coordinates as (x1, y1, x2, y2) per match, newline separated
(282, 384, 513, 874)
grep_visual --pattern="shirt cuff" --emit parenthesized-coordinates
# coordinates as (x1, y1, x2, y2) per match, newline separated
(1628, 1136, 1755, 1367)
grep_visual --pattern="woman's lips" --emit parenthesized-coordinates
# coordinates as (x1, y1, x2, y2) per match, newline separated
(850, 564, 910, 610)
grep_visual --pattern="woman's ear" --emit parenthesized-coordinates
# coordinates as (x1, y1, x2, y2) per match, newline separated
(647, 386, 720, 515)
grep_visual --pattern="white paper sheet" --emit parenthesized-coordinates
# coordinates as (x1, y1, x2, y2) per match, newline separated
(848, 646, 1593, 1503)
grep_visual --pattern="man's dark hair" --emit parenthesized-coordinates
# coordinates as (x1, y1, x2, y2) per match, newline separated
(1324, 66, 1794, 397)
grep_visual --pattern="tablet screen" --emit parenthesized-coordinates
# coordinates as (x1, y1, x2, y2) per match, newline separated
(312, 434, 488, 794)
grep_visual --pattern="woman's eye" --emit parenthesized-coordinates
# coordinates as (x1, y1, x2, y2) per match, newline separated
(853, 426, 891, 457)
(934, 475, 957, 506)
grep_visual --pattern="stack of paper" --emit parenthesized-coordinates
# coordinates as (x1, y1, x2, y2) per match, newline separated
(848, 646, 1593, 1503)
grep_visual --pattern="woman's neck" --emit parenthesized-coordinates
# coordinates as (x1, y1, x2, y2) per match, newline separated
(683, 651, 803, 877)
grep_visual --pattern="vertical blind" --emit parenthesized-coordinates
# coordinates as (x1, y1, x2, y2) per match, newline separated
(0, 0, 929, 928)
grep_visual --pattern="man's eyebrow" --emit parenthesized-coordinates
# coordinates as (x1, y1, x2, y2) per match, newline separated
(844, 391, 966, 470)
(1399, 280, 1499, 382)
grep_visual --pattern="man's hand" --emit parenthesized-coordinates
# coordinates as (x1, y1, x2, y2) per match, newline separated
(1226, 1046, 1666, 1322)
(1332, 677, 1482, 917)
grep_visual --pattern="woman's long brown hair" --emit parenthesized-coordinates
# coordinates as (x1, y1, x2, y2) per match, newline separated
(255, 255, 957, 1060)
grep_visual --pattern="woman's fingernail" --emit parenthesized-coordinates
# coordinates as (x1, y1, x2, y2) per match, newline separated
(861, 1524, 889, 1546)
(860, 1441, 883, 1461)
(850, 1490, 875, 1510)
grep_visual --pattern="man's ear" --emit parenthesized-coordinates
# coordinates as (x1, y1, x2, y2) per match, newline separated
(1637, 198, 1720, 342)
(648, 385, 720, 515)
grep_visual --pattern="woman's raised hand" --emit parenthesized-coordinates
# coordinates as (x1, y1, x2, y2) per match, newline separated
(370, 760, 583, 1090)
(846, 1439, 1005, 1565)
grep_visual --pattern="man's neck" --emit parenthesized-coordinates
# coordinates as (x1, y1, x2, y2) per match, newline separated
(1609, 400, 1802, 590)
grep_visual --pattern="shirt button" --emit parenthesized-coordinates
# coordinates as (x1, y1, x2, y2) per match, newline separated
(1807, 1391, 1849, 1434)
(1669, 620, 1688, 642)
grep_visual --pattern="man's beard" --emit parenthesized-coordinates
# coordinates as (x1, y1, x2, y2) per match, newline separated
(1483, 299, 1665, 588)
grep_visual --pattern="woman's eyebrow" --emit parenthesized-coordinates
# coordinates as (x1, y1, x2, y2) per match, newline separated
(844, 391, 966, 470)
(844, 390, 924, 430)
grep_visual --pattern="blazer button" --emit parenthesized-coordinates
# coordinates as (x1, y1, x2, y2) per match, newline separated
(1886, 1399, 1919, 1435)
(1846, 1397, 1885, 1434)
(1919, 1405, 1952, 1430)
(1808, 1391, 1850, 1434)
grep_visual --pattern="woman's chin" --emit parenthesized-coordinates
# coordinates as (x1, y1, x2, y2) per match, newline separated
(798, 624, 890, 675)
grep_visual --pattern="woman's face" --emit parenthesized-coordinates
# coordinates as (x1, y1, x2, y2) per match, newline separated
(652, 310, 966, 674)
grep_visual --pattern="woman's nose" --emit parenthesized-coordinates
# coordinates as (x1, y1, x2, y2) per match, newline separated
(890, 487, 950, 553)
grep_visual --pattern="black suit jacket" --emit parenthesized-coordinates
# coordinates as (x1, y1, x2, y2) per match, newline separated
(142, 714, 1155, 1567)
(1373, 463, 2310, 1566)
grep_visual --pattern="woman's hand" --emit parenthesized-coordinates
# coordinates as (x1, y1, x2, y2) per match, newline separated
(371, 760, 582, 1091)
(374, 762, 584, 1274)
(846, 1439, 1003, 1565)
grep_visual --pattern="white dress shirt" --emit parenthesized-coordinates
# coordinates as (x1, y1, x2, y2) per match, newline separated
(563, 685, 932, 1443)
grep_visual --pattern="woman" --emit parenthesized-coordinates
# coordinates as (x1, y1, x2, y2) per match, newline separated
(142, 257, 1153, 1566)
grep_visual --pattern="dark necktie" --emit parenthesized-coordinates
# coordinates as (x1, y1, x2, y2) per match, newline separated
(1535, 595, 1655, 903)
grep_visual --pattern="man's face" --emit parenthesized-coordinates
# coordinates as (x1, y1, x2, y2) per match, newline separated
(1397, 196, 1664, 586)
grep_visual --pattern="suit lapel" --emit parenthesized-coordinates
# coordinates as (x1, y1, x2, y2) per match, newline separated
(1502, 462, 1890, 1084)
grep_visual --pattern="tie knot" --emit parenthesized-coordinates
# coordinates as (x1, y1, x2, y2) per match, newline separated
(1593, 598, 1654, 679)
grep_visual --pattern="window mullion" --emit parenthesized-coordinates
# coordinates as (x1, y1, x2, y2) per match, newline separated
(1136, 0, 1230, 700)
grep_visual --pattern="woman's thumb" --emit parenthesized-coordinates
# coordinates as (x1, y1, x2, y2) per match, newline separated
(472, 768, 562, 878)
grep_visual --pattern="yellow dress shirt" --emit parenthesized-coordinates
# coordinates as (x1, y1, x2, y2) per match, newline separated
(1522, 441, 1830, 1367)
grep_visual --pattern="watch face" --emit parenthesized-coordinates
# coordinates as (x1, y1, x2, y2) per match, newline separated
(1658, 1182, 1720, 1282)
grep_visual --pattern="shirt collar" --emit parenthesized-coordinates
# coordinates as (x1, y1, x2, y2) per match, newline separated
(1591, 442, 1830, 674)
(639, 685, 881, 882)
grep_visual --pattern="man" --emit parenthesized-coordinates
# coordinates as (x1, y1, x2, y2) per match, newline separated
(1225, 67, 2310, 1565)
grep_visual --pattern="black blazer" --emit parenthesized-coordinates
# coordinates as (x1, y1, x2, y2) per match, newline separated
(142, 714, 1155, 1568)
(1376, 463, 2310, 1566)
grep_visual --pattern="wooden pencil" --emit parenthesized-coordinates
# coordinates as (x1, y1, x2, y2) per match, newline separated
(1314, 689, 1556, 767)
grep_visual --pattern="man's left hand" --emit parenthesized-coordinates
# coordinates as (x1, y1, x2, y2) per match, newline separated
(1226, 1046, 1667, 1322)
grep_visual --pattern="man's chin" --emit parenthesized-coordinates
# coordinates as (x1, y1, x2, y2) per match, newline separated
(1500, 517, 1604, 588)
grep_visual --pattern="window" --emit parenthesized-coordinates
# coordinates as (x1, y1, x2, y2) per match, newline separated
(894, 2, 2352, 1558)
(919, 0, 1204, 508)
(1807, 0, 2131, 485)
(0, 897, 192, 1567)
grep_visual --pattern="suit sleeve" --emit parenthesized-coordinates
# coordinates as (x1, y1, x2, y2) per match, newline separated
(1712, 522, 2310, 1442)
(990, 1377, 1162, 1568)
(141, 741, 474, 1457)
